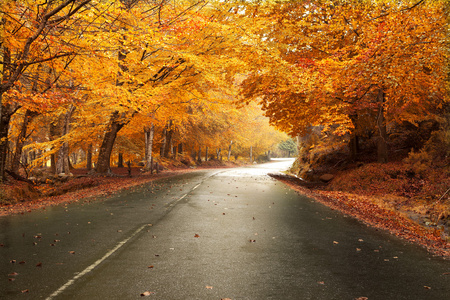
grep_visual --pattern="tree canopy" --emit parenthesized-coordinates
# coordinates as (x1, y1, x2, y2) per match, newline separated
(0, 0, 448, 179)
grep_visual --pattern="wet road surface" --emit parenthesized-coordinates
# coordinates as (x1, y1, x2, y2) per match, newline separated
(1, 159, 449, 299)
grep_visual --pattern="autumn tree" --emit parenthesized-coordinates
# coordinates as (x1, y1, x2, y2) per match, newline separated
(0, 0, 93, 180)
(240, 0, 448, 163)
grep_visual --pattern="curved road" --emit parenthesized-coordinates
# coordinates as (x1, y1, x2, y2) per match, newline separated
(1, 159, 449, 299)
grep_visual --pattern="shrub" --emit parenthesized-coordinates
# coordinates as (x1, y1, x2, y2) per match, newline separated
(403, 149, 432, 177)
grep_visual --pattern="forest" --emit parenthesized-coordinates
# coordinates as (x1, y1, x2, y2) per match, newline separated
(0, 0, 449, 234)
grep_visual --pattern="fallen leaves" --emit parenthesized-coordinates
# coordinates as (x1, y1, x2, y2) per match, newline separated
(277, 176, 450, 257)
(140, 291, 155, 296)
(205, 286, 213, 289)
(194, 234, 200, 238)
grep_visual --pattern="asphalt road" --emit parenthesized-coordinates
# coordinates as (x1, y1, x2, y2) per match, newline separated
(1, 159, 449, 299)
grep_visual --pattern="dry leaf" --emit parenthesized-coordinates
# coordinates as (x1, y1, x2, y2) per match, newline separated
(333, 241, 339, 245)
(36, 262, 42, 267)
(194, 234, 200, 238)
(140, 291, 155, 296)
(205, 286, 213, 289)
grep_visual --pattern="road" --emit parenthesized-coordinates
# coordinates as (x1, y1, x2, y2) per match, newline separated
(1, 159, 449, 299)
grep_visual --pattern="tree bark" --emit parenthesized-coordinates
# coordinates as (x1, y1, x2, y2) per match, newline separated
(0, 106, 11, 181)
(49, 120, 59, 174)
(0, 100, 20, 180)
(227, 141, 233, 161)
(56, 105, 75, 175)
(11, 109, 38, 173)
(96, 111, 129, 174)
(117, 153, 124, 168)
(165, 120, 173, 158)
(144, 124, 154, 170)
(250, 146, 253, 162)
(86, 143, 93, 171)
(217, 148, 222, 161)
(348, 114, 360, 161)
(376, 89, 388, 163)
(205, 146, 209, 162)
(160, 127, 167, 158)
(197, 146, 202, 163)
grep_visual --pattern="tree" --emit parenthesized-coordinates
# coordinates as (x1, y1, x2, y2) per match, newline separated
(0, 0, 92, 180)
(240, 0, 448, 162)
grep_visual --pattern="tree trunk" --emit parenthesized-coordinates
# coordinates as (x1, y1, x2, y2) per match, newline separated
(250, 146, 253, 162)
(56, 105, 75, 175)
(49, 120, 59, 174)
(0, 104, 11, 181)
(86, 143, 93, 171)
(144, 124, 154, 170)
(11, 109, 38, 173)
(173, 146, 177, 158)
(376, 89, 388, 163)
(117, 153, 124, 168)
(205, 147, 209, 162)
(164, 120, 173, 158)
(227, 141, 233, 161)
(348, 114, 360, 161)
(160, 127, 167, 158)
(217, 148, 222, 161)
(197, 146, 202, 163)
(178, 143, 183, 154)
(96, 111, 129, 174)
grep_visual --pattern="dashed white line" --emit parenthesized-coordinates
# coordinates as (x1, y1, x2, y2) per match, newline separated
(46, 224, 148, 300)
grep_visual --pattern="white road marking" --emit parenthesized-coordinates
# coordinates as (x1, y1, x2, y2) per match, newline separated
(46, 224, 148, 300)
(47, 170, 225, 298)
